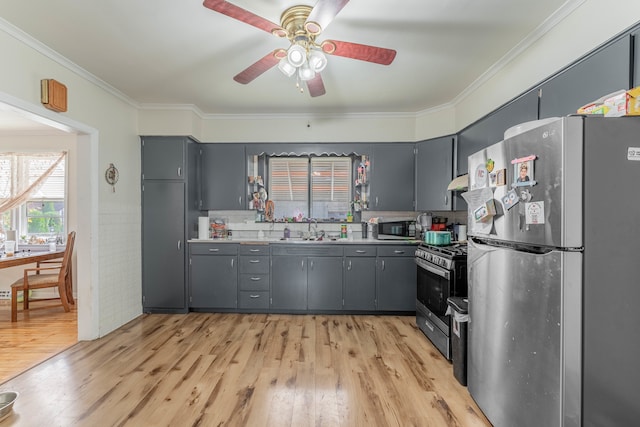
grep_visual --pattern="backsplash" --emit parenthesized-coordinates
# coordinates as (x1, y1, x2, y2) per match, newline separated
(199, 210, 466, 240)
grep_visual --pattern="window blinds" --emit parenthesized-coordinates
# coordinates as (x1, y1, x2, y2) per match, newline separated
(311, 157, 350, 204)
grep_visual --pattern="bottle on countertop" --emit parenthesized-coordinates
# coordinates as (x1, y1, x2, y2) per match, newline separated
(340, 224, 347, 239)
(284, 227, 290, 239)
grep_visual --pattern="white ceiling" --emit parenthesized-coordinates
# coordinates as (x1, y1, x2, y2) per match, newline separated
(1, 0, 573, 123)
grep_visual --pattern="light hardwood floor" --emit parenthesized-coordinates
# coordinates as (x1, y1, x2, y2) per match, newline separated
(0, 313, 490, 426)
(0, 300, 77, 384)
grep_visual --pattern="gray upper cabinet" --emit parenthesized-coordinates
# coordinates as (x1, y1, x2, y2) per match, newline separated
(539, 35, 631, 119)
(141, 136, 187, 180)
(201, 144, 246, 210)
(369, 143, 415, 211)
(415, 136, 454, 211)
(634, 29, 640, 87)
(454, 89, 539, 210)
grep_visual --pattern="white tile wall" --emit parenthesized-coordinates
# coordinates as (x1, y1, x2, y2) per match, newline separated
(98, 206, 142, 336)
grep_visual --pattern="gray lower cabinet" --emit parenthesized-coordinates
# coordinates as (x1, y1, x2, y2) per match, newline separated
(271, 245, 344, 311)
(376, 245, 417, 312)
(343, 246, 377, 310)
(271, 254, 307, 310)
(189, 244, 238, 309)
(307, 256, 343, 310)
(238, 244, 270, 310)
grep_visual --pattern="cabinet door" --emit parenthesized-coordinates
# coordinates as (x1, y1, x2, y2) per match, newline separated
(539, 36, 631, 119)
(141, 136, 186, 180)
(142, 181, 185, 310)
(201, 144, 246, 210)
(344, 257, 377, 310)
(370, 143, 415, 210)
(271, 255, 307, 310)
(307, 256, 343, 310)
(634, 29, 640, 87)
(190, 254, 237, 309)
(377, 256, 416, 312)
(455, 88, 539, 211)
(415, 136, 454, 211)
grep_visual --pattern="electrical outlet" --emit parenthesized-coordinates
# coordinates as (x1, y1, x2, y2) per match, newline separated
(0, 290, 10, 300)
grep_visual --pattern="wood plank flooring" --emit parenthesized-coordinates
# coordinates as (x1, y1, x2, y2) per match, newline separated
(0, 300, 77, 384)
(0, 313, 490, 427)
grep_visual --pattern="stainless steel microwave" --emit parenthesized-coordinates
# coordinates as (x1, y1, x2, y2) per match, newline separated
(373, 219, 417, 240)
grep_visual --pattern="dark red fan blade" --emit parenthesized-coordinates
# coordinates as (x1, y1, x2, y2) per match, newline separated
(322, 40, 396, 65)
(305, 0, 349, 34)
(233, 51, 280, 84)
(306, 74, 326, 97)
(203, 0, 284, 35)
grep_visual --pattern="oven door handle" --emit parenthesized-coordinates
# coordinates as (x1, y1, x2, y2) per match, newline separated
(415, 258, 450, 280)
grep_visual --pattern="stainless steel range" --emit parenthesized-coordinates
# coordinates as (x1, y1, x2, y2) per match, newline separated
(415, 243, 467, 360)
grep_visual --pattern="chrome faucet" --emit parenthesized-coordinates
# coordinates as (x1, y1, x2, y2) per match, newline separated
(308, 218, 318, 236)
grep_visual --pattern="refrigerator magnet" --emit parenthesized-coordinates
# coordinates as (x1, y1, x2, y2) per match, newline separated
(511, 155, 537, 187)
(525, 201, 545, 224)
(501, 189, 519, 210)
(496, 169, 506, 186)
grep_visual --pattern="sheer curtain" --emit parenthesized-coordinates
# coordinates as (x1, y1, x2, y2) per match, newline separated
(0, 152, 66, 215)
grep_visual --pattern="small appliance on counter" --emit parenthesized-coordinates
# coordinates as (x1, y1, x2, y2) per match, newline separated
(372, 218, 416, 240)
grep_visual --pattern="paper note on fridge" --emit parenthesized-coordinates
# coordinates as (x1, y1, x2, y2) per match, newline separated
(525, 201, 545, 224)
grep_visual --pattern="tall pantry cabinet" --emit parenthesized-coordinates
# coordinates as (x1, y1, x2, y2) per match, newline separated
(141, 136, 200, 313)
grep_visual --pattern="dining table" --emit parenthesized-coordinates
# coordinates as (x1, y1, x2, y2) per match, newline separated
(0, 248, 73, 304)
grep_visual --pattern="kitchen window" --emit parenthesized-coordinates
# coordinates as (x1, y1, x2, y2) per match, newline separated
(268, 156, 352, 220)
(0, 152, 67, 245)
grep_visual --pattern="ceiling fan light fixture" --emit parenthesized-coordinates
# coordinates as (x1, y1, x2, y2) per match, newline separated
(298, 63, 316, 81)
(308, 49, 327, 72)
(287, 44, 306, 67)
(278, 57, 297, 77)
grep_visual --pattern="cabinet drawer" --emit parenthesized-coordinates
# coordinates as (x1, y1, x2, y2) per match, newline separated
(239, 245, 270, 255)
(239, 274, 270, 291)
(344, 246, 376, 257)
(271, 245, 343, 257)
(239, 291, 270, 309)
(377, 245, 416, 257)
(190, 243, 238, 255)
(239, 256, 270, 274)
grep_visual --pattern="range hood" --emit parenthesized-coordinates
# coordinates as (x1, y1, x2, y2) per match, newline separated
(447, 174, 468, 191)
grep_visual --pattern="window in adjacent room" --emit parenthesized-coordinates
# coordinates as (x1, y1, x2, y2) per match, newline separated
(0, 152, 67, 245)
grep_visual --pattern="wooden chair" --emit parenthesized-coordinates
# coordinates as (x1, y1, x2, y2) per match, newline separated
(10, 231, 76, 322)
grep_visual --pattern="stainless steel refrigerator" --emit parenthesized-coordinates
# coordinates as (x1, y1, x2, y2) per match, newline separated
(463, 116, 640, 427)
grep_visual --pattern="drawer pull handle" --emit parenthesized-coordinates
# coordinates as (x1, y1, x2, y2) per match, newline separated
(249, 259, 260, 263)
(209, 248, 219, 252)
(424, 319, 435, 332)
(250, 277, 261, 281)
(394, 250, 405, 254)
(249, 249, 260, 252)
(355, 250, 366, 254)
(249, 294, 261, 299)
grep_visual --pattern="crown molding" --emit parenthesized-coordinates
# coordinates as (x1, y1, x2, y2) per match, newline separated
(449, 0, 586, 107)
(0, 17, 139, 110)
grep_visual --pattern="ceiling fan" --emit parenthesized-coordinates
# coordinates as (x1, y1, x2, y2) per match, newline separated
(203, 0, 397, 97)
